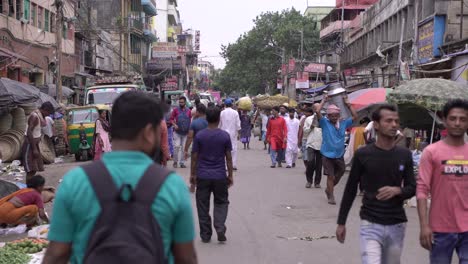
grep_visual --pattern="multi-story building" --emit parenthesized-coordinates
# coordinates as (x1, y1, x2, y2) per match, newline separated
(0, 0, 76, 86)
(89, 0, 157, 75)
(340, 0, 468, 88)
(196, 60, 214, 90)
(155, 0, 180, 43)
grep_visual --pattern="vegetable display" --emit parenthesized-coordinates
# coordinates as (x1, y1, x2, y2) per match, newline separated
(0, 247, 31, 264)
(4, 238, 48, 254)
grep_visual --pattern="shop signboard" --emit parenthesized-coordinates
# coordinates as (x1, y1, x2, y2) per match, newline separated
(194, 31, 201, 53)
(295, 72, 310, 89)
(161, 76, 178, 91)
(152, 42, 178, 58)
(304, 63, 326, 73)
(418, 15, 446, 64)
(146, 58, 182, 72)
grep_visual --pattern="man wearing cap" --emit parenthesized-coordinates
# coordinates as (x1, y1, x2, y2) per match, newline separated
(219, 98, 241, 170)
(316, 94, 358, 204)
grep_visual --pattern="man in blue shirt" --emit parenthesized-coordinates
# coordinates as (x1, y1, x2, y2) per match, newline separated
(316, 94, 358, 205)
(184, 104, 208, 160)
(191, 106, 233, 243)
(44, 92, 197, 264)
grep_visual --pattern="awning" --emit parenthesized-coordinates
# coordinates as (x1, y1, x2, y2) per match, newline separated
(306, 84, 329, 94)
(0, 47, 28, 61)
(418, 57, 452, 67)
(447, 49, 468, 58)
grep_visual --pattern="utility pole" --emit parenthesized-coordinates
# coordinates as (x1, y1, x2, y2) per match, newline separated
(397, 17, 406, 85)
(300, 29, 304, 61)
(413, 0, 420, 64)
(461, 0, 464, 40)
(54, 0, 63, 103)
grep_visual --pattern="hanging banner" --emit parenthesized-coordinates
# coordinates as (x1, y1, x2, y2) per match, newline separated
(295, 72, 310, 89)
(288, 59, 296, 73)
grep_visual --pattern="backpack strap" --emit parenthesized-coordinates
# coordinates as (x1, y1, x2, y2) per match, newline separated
(82, 161, 119, 204)
(134, 163, 172, 205)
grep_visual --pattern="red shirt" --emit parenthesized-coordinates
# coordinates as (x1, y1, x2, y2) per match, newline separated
(16, 190, 44, 209)
(266, 116, 287, 150)
(417, 140, 468, 233)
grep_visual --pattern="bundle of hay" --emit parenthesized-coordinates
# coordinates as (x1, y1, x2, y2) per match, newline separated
(238, 97, 253, 111)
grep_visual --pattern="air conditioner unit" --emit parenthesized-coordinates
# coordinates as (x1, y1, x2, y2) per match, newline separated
(20, 18, 29, 24)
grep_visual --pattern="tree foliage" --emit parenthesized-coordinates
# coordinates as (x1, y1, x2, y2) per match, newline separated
(215, 8, 320, 96)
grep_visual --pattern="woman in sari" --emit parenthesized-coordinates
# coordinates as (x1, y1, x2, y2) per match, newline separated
(0, 175, 49, 226)
(94, 110, 111, 160)
(240, 110, 252, 149)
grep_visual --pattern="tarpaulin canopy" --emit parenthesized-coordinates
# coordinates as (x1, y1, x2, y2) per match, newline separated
(348, 88, 393, 111)
(306, 84, 329, 94)
(0, 78, 40, 115)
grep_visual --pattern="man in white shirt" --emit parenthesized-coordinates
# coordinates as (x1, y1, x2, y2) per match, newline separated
(285, 109, 300, 168)
(303, 104, 323, 188)
(219, 98, 241, 170)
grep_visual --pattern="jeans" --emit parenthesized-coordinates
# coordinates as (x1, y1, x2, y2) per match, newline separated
(301, 139, 308, 161)
(196, 178, 229, 240)
(360, 220, 406, 264)
(431, 232, 468, 264)
(306, 148, 322, 185)
(173, 133, 187, 165)
(270, 149, 284, 165)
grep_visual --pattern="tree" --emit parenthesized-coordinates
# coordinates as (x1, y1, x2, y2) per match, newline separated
(216, 8, 320, 96)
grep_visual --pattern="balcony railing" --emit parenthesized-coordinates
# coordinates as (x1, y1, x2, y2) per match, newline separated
(125, 14, 143, 32)
(320, 20, 351, 39)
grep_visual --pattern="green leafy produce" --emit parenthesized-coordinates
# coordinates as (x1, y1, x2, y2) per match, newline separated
(0, 247, 31, 264)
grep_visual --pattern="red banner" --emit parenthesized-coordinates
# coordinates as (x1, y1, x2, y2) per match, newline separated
(288, 59, 296, 73)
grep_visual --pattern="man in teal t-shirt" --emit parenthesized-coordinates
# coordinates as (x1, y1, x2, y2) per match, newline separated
(43, 92, 198, 264)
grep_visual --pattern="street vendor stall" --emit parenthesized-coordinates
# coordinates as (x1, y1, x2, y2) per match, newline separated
(387, 78, 468, 143)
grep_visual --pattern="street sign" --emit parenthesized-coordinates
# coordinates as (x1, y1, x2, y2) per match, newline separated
(194, 30, 201, 53)
(304, 63, 326, 73)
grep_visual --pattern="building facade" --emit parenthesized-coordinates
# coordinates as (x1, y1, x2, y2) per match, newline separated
(0, 0, 75, 85)
(155, 0, 179, 43)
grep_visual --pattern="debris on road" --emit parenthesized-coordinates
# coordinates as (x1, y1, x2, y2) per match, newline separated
(277, 235, 336, 241)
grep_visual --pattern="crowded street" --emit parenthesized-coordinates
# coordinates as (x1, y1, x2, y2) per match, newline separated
(1, 139, 448, 263)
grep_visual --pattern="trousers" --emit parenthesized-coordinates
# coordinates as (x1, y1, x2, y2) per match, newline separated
(360, 220, 406, 264)
(270, 149, 285, 165)
(196, 178, 229, 240)
(306, 148, 322, 184)
(173, 133, 187, 165)
(285, 145, 298, 167)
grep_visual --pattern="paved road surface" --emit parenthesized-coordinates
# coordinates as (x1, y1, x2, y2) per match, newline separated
(3, 140, 454, 263)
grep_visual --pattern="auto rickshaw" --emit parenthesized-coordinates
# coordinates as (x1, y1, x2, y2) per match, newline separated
(66, 104, 111, 161)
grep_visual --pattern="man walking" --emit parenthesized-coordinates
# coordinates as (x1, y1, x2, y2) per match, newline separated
(303, 105, 323, 188)
(184, 104, 208, 160)
(266, 106, 287, 168)
(417, 99, 468, 264)
(22, 102, 54, 181)
(336, 104, 416, 264)
(170, 96, 192, 168)
(316, 95, 358, 204)
(298, 105, 313, 168)
(285, 108, 299, 168)
(44, 92, 197, 264)
(219, 99, 241, 171)
(191, 106, 233, 243)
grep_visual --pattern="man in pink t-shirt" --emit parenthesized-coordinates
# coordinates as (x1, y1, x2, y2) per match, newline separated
(417, 99, 468, 264)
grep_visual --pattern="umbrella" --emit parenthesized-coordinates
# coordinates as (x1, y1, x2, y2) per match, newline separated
(348, 88, 393, 111)
(387, 78, 468, 110)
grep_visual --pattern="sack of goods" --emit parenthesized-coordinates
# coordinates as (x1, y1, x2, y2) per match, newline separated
(256, 94, 298, 109)
(238, 97, 253, 111)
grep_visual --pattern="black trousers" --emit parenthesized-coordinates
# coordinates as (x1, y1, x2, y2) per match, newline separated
(196, 178, 229, 240)
(306, 148, 322, 185)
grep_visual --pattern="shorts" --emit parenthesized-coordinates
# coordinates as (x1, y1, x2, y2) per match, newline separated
(323, 156, 345, 180)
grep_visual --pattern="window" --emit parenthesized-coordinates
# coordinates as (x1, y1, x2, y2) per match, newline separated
(16, 0, 22, 20)
(44, 9, 49, 31)
(9, 0, 14, 17)
(50, 13, 55, 33)
(30, 3, 36, 26)
(0, 1, 3, 15)
(37, 6, 43, 29)
(130, 34, 141, 54)
(23, 0, 30, 20)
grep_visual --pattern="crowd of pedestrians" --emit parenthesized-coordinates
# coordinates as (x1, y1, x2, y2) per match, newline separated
(37, 90, 468, 264)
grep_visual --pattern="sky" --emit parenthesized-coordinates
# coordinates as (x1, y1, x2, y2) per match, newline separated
(177, 0, 335, 69)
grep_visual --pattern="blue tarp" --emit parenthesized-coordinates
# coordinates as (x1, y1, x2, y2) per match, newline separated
(305, 84, 329, 94)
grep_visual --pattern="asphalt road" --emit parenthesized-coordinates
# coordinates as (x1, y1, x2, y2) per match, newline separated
(2, 140, 455, 263)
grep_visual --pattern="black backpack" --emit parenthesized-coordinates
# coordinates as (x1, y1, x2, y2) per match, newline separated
(81, 161, 171, 264)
